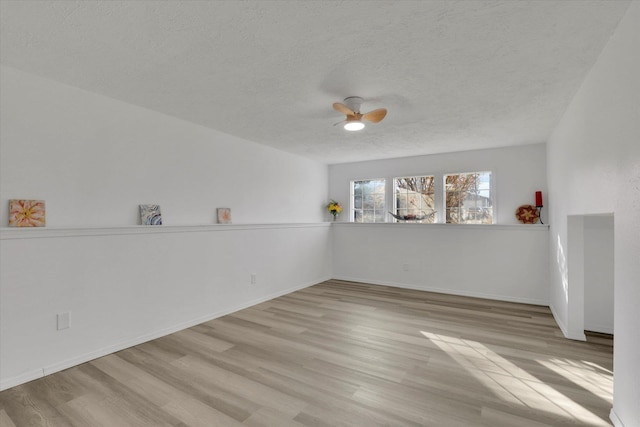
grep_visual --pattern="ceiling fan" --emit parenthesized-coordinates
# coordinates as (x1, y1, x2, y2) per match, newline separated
(333, 96, 387, 131)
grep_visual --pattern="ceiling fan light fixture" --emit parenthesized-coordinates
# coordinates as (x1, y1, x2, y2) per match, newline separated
(344, 121, 365, 131)
(334, 97, 386, 131)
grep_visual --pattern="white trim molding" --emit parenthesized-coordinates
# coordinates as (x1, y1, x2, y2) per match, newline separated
(609, 408, 625, 427)
(0, 222, 331, 240)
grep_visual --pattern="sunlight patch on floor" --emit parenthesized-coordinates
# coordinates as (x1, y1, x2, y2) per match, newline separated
(539, 358, 613, 402)
(420, 331, 611, 427)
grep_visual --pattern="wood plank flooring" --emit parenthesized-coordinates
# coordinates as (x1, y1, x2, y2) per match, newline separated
(0, 280, 614, 426)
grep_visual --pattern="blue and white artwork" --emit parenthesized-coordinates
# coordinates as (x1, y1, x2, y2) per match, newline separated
(139, 204, 162, 225)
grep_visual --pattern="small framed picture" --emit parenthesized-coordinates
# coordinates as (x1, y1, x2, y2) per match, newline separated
(139, 204, 162, 225)
(217, 208, 231, 224)
(9, 199, 46, 227)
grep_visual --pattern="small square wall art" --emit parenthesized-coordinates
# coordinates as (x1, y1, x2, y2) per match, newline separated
(9, 199, 46, 227)
(139, 204, 162, 225)
(217, 208, 231, 224)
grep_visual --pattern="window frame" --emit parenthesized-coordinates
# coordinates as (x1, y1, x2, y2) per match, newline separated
(392, 175, 436, 223)
(443, 170, 494, 224)
(350, 178, 387, 223)
(347, 170, 495, 224)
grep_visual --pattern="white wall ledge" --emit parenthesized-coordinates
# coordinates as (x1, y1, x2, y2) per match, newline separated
(0, 222, 331, 240)
(0, 222, 548, 240)
(332, 222, 549, 231)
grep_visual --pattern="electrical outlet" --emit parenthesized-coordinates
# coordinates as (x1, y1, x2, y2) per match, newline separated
(250, 273, 257, 285)
(402, 263, 409, 272)
(57, 312, 71, 330)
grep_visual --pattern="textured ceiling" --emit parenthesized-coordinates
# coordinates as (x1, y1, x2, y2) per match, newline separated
(0, 1, 631, 164)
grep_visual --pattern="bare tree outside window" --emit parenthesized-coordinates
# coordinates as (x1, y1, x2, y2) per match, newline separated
(394, 176, 435, 223)
(445, 172, 493, 224)
(350, 173, 492, 224)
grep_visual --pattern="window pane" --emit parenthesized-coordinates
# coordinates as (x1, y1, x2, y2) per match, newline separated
(374, 180, 385, 194)
(351, 179, 386, 223)
(363, 194, 375, 209)
(482, 208, 494, 224)
(396, 193, 408, 210)
(363, 181, 375, 194)
(362, 210, 375, 223)
(354, 183, 362, 198)
(421, 194, 434, 210)
(445, 175, 458, 189)
(444, 172, 492, 224)
(393, 175, 435, 222)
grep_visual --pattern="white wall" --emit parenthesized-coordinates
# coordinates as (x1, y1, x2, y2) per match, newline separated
(0, 66, 328, 226)
(333, 223, 549, 305)
(584, 215, 614, 334)
(547, 3, 639, 426)
(0, 224, 332, 390)
(0, 66, 332, 390)
(328, 143, 549, 306)
(328, 143, 547, 225)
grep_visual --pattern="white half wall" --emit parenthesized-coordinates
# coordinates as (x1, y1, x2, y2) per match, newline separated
(332, 223, 549, 305)
(547, 3, 639, 426)
(328, 143, 547, 225)
(0, 224, 331, 390)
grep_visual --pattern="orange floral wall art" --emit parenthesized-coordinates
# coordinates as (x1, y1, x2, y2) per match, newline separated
(217, 208, 231, 224)
(9, 199, 46, 227)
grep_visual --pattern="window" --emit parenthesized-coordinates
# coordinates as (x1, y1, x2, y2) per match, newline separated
(351, 179, 386, 222)
(393, 176, 435, 223)
(444, 171, 493, 224)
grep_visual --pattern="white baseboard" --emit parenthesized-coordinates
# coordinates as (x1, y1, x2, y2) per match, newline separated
(584, 324, 614, 335)
(332, 275, 549, 306)
(610, 408, 625, 427)
(549, 303, 569, 336)
(0, 276, 330, 392)
(0, 370, 46, 392)
(548, 303, 587, 341)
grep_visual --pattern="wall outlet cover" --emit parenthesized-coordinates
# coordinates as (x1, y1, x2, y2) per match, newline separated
(57, 312, 70, 330)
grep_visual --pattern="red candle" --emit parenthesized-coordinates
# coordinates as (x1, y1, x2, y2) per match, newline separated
(535, 191, 543, 207)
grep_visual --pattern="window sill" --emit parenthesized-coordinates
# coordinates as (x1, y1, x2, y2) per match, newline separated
(332, 222, 549, 231)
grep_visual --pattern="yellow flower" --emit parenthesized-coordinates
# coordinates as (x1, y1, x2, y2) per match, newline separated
(327, 200, 342, 214)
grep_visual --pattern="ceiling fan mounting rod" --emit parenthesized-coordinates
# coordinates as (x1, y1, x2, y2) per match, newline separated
(344, 96, 364, 113)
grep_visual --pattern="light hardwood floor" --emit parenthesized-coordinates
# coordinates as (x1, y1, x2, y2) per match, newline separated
(0, 280, 614, 426)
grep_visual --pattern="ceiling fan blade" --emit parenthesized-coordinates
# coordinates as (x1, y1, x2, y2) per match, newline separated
(362, 108, 387, 123)
(333, 102, 357, 116)
(334, 113, 364, 127)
